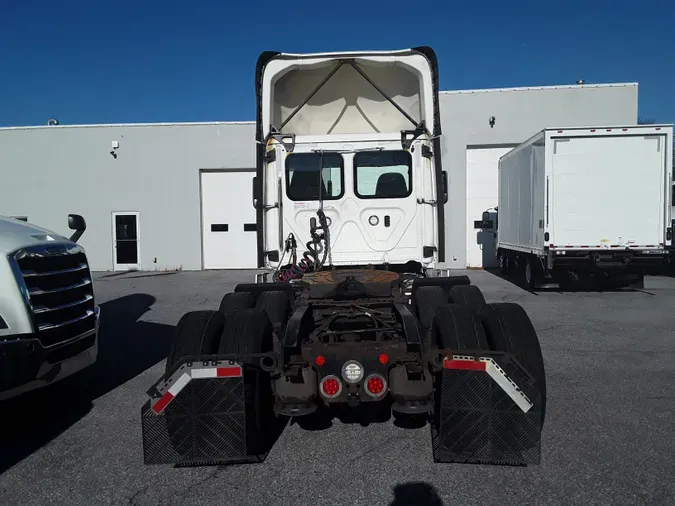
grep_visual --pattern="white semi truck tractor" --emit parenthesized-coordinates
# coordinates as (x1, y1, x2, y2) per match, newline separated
(141, 47, 547, 468)
(0, 214, 100, 401)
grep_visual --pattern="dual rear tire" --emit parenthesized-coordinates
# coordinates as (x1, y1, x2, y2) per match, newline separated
(165, 288, 291, 454)
(412, 280, 546, 425)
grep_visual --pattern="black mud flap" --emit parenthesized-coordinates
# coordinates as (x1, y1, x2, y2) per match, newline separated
(141, 355, 279, 466)
(431, 353, 543, 466)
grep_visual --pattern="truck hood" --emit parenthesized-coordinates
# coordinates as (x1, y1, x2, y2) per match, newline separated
(0, 216, 73, 255)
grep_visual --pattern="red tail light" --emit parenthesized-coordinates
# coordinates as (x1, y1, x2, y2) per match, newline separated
(320, 375, 342, 398)
(365, 374, 387, 397)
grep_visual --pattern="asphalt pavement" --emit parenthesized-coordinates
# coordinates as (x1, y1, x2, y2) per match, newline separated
(1, 269, 674, 506)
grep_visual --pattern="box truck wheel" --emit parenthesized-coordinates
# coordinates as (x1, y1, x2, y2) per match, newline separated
(524, 257, 538, 289)
(498, 250, 510, 274)
(218, 309, 276, 453)
(478, 303, 546, 424)
(449, 285, 486, 309)
(219, 292, 255, 316)
(165, 310, 225, 373)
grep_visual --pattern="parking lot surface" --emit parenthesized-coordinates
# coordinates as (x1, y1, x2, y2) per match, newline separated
(1, 269, 674, 506)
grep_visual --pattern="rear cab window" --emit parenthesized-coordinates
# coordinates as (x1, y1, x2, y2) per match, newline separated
(285, 152, 344, 201)
(354, 151, 412, 199)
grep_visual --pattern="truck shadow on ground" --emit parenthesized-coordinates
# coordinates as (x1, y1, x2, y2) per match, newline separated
(484, 268, 655, 295)
(390, 482, 445, 506)
(0, 293, 174, 475)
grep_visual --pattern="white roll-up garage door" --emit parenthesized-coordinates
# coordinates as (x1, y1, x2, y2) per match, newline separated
(465, 146, 514, 269)
(201, 170, 258, 269)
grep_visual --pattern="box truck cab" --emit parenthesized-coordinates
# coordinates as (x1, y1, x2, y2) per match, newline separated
(0, 215, 100, 401)
(252, 48, 448, 277)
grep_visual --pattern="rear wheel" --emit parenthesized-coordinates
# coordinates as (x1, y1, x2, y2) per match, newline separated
(524, 257, 537, 290)
(498, 250, 509, 274)
(432, 304, 490, 351)
(218, 309, 277, 453)
(432, 304, 490, 453)
(255, 291, 290, 332)
(163, 310, 225, 451)
(219, 291, 255, 316)
(413, 286, 447, 330)
(449, 285, 486, 309)
(165, 310, 225, 373)
(478, 303, 546, 424)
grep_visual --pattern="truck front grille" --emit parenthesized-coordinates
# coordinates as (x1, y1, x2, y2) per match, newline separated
(11, 244, 96, 348)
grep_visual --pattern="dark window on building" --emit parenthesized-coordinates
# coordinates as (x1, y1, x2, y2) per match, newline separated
(354, 151, 412, 199)
(285, 152, 344, 201)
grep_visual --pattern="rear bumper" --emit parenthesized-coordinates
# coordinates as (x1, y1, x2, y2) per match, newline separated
(551, 249, 668, 270)
(0, 305, 100, 401)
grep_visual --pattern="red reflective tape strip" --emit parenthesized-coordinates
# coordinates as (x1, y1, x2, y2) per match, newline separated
(217, 366, 242, 377)
(152, 392, 174, 414)
(443, 359, 486, 371)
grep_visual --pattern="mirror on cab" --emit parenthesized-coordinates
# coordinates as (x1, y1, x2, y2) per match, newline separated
(473, 210, 494, 230)
(68, 214, 86, 243)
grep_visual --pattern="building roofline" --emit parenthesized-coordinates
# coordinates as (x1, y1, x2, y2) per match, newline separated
(0, 82, 640, 130)
(0, 120, 255, 132)
(440, 82, 638, 95)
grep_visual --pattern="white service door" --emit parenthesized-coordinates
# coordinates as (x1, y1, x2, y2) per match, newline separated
(466, 146, 513, 268)
(201, 171, 257, 269)
(112, 212, 141, 271)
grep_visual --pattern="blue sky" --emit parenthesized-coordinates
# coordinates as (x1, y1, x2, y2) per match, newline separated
(1, 0, 673, 127)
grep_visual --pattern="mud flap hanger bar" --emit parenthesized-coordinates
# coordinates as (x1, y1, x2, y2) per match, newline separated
(435, 350, 537, 414)
(270, 59, 427, 151)
(146, 353, 279, 400)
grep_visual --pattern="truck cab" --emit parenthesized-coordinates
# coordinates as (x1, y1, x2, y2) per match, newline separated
(0, 214, 100, 401)
(252, 48, 448, 275)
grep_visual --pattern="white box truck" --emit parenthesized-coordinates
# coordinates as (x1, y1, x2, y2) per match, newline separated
(0, 214, 100, 400)
(487, 124, 673, 289)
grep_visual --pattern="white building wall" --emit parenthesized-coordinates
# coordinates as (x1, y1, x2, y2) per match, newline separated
(0, 82, 639, 271)
(0, 122, 255, 271)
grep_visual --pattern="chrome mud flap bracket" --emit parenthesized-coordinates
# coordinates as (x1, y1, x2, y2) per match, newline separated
(141, 354, 277, 467)
(431, 354, 543, 466)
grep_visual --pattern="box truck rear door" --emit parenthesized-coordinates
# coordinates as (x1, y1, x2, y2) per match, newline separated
(551, 134, 666, 248)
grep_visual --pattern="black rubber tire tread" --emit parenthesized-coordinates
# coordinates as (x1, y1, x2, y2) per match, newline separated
(218, 308, 273, 355)
(255, 291, 290, 330)
(413, 275, 471, 290)
(234, 282, 295, 306)
(165, 310, 225, 373)
(432, 304, 490, 351)
(449, 284, 486, 307)
(217, 309, 275, 454)
(413, 286, 447, 330)
(218, 291, 255, 316)
(478, 303, 547, 422)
